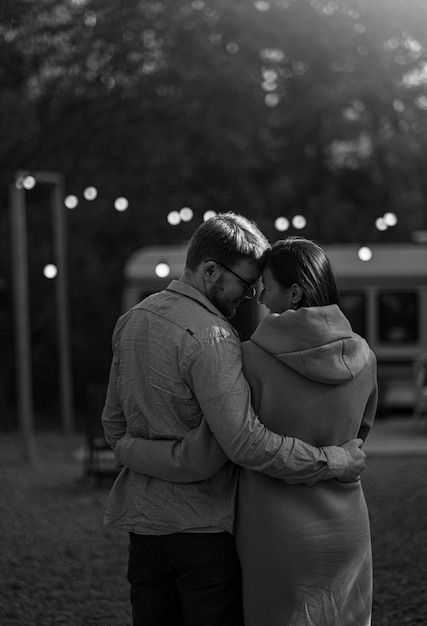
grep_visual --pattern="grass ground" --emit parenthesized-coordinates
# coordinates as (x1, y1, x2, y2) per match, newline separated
(0, 432, 130, 626)
(1, 430, 427, 625)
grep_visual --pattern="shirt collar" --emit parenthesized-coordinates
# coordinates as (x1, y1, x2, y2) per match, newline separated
(166, 280, 228, 321)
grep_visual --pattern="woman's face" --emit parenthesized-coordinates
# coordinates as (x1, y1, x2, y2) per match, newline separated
(258, 266, 294, 314)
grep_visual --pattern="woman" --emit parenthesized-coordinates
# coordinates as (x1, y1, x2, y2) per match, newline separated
(118, 237, 377, 625)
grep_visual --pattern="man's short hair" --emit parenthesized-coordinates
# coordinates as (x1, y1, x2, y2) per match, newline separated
(186, 212, 270, 271)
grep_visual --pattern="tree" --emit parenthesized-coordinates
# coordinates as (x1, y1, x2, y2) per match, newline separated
(2, 0, 427, 418)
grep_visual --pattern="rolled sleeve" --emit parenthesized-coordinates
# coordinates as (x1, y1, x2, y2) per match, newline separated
(321, 445, 349, 480)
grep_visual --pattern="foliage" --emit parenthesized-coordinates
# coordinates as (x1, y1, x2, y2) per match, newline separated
(1, 0, 427, 414)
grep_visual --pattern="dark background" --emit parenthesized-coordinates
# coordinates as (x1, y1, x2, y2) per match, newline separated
(1, 0, 427, 425)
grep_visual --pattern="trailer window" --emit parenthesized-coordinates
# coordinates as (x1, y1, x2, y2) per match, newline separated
(377, 291, 418, 343)
(339, 292, 366, 337)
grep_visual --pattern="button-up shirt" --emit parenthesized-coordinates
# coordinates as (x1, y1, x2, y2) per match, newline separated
(102, 280, 349, 535)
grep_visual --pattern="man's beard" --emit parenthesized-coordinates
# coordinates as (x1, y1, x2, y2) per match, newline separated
(208, 282, 239, 319)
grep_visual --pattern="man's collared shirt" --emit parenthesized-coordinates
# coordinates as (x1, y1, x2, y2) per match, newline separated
(102, 280, 349, 535)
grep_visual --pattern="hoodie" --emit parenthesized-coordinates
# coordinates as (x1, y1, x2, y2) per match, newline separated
(241, 304, 377, 446)
(251, 304, 371, 385)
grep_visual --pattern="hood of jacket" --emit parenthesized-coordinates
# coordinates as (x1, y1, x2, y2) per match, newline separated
(249, 304, 371, 385)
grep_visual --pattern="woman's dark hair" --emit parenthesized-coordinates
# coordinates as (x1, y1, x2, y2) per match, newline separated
(186, 212, 270, 272)
(268, 237, 339, 307)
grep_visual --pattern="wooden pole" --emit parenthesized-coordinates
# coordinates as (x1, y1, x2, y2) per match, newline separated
(51, 182, 74, 433)
(9, 181, 36, 462)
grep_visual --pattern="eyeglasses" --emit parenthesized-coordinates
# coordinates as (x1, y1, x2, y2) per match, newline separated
(212, 261, 259, 300)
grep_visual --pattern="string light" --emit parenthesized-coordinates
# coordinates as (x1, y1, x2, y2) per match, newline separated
(383, 212, 398, 227)
(180, 207, 193, 222)
(274, 217, 290, 232)
(358, 246, 373, 261)
(114, 197, 129, 212)
(15, 178, 402, 247)
(155, 262, 170, 278)
(292, 215, 307, 229)
(64, 195, 78, 209)
(43, 264, 58, 279)
(375, 217, 388, 231)
(167, 211, 181, 225)
(83, 186, 98, 201)
(23, 176, 36, 190)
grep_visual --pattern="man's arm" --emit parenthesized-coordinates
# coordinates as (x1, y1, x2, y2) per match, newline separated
(119, 333, 366, 485)
(101, 329, 127, 455)
(118, 422, 365, 484)
(118, 418, 228, 481)
(187, 333, 365, 485)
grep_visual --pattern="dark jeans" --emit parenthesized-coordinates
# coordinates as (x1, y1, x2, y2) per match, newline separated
(127, 531, 244, 626)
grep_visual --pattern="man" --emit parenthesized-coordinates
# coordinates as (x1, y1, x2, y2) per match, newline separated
(102, 213, 366, 626)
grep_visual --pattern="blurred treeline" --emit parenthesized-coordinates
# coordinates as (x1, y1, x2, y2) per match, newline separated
(1, 0, 427, 424)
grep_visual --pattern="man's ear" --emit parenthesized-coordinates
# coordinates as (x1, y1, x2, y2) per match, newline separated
(203, 260, 217, 280)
